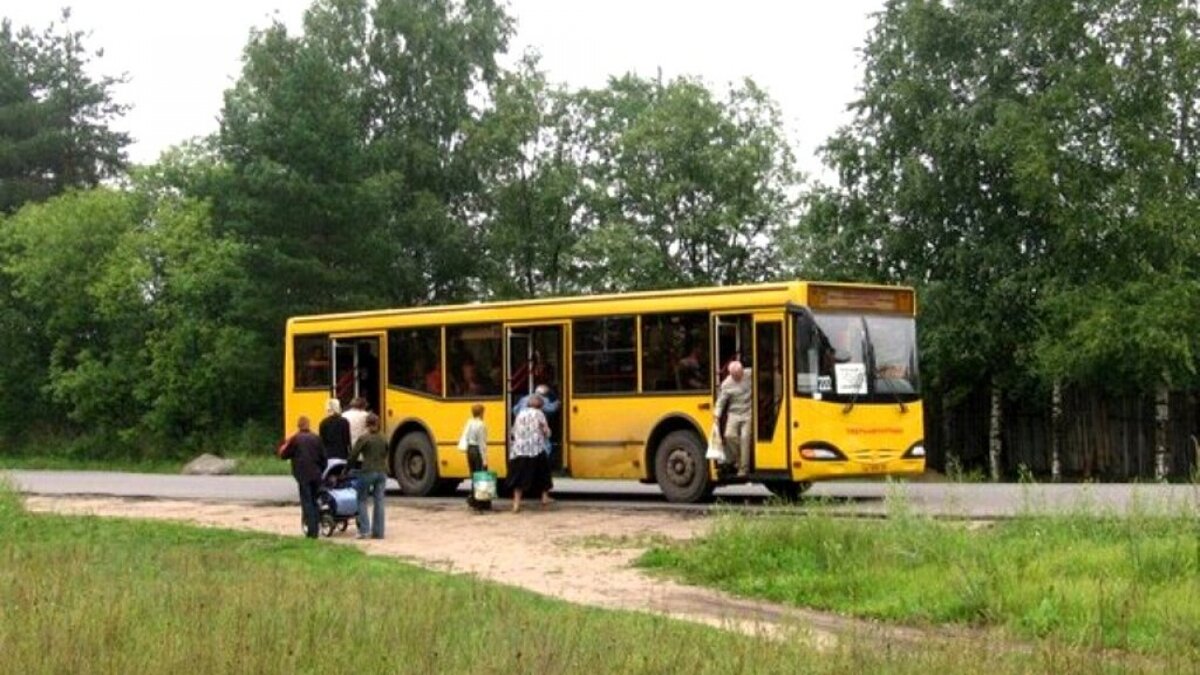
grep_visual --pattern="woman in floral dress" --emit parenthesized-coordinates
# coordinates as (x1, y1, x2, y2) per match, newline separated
(507, 394, 551, 513)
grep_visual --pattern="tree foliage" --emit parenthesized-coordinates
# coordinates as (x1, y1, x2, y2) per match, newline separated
(0, 10, 129, 213)
(573, 75, 798, 291)
(213, 0, 513, 320)
(0, 187, 265, 449)
(802, 0, 1200, 405)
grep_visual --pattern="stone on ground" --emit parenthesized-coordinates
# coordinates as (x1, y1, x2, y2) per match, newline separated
(181, 453, 238, 475)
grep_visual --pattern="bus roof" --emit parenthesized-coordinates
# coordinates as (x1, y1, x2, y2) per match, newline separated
(286, 280, 914, 333)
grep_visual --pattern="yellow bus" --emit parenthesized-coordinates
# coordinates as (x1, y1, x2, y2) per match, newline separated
(283, 281, 924, 503)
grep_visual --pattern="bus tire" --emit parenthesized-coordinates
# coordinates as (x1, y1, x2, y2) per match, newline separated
(393, 432, 439, 496)
(764, 480, 812, 502)
(654, 430, 713, 503)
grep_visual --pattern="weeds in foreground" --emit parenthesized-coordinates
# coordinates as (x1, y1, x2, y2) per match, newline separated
(0, 485, 1170, 674)
(640, 505, 1200, 657)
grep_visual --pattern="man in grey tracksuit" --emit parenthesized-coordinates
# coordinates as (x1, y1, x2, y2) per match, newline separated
(715, 361, 752, 477)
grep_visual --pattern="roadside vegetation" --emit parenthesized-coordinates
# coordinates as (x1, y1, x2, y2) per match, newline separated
(0, 451, 286, 475)
(0, 427, 287, 475)
(0, 485, 1160, 674)
(640, 504, 1200, 658)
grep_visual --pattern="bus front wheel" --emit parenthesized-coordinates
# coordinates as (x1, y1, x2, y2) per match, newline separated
(655, 430, 713, 504)
(393, 432, 439, 496)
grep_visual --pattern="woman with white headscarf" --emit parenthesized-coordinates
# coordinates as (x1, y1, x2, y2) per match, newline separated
(318, 398, 351, 460)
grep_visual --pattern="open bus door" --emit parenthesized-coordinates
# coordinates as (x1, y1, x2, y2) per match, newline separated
(505, 323, 568, 471)
(709, 312, 788, 479)
(329, 333, 384, 415)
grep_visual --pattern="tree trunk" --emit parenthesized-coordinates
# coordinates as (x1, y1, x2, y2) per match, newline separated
(1154, 382, 1170, 481)
(1051, 380, 1063, 482)
(989, 380, 1003, 482)
(941, 393, 955, 473)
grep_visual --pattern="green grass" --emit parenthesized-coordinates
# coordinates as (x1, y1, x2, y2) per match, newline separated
(0, 450, 289, 475)
(0, 485, 1161, 674)
(639, 506, 1200, 657)
(0, 423, 290, 475)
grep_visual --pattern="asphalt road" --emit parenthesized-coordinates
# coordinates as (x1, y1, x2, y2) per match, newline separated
(7, 470, 1199, 518)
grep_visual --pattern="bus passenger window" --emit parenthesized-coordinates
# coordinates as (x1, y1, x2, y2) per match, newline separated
(573, 317, 636, 394)
(388, 327, 443, 396)
(641, 312, 709, 392)
(447, 324, 502, 398)
(294, 335, 330, 389)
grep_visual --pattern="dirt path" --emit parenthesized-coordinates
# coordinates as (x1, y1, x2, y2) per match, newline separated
(20, 495, 978, 649)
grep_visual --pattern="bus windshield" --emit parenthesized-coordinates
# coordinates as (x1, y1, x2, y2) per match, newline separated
(794, 310, 920, 402)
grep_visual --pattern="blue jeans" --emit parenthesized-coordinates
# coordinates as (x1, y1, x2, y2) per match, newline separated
(355, 471, 387, 538)
(297, 479, 320, 538)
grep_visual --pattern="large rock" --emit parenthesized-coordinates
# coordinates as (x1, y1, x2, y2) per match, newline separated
(182, 453, 239, 476)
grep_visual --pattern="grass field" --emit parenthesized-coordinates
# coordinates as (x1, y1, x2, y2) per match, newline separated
(0, 486, 1167, 674)
(0, 450, 288, 475)
(639, 502, 1200, 657)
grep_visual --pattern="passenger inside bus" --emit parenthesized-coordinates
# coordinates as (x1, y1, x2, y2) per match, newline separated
(302, 345, 329, 387)
(452, 357, 487, 397)
(424, 363, 443, 395)
(676, 343, 706, 390)
(357, 342, 380, 412)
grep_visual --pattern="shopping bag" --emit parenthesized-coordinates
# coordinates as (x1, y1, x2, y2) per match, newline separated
(472, 470, 498, 502)
(705, 424, 725, 461)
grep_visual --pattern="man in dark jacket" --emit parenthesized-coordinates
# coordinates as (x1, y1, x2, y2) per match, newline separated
(280, 416, 327, 538)
(318, 398, 351, 460)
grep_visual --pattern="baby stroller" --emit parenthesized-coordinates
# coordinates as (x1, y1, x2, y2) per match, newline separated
(316, 458, 359, 537)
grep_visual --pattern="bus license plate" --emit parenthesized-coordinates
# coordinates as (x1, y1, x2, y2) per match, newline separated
(862, 462, 888, 473)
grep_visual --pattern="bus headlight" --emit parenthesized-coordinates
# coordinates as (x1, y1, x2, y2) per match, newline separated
(903, 442, 926, 459)
(799, 443, 846, 461)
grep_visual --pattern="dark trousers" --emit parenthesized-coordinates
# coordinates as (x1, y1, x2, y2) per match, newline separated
(466, 445, 489, 511)
(297, 479, 321, 538)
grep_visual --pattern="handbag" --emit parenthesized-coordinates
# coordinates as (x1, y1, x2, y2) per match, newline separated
(705, 424, 725, 461)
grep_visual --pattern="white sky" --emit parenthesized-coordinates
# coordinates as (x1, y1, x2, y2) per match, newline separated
(4, 0, 883, 178)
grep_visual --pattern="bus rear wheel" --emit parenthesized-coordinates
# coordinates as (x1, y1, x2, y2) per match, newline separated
(393, 432, 439, 496)
(764, 480, 812, 502)
(655, 430, 713, 504)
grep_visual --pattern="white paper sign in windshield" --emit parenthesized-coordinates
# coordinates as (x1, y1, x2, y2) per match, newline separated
(834, 363, 868, 395)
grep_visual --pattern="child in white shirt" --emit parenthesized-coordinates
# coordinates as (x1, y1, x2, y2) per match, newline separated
(457, 404, 491, 512)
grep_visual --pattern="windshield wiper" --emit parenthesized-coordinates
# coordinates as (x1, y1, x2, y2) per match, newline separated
(842, 320, 870, 415)
(880, 378, 908, 414)
(866, 317, 908, 414)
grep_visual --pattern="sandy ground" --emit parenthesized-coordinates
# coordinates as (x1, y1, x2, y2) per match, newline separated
(20, 495, 968, 648)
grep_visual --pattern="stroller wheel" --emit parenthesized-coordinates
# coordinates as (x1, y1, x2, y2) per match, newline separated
(320, 515, 336, 538)
(338, 520, 349, 532)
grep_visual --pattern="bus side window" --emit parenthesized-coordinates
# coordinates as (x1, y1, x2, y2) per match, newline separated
(388, 328, 443, 396)
(573, 317, 636, 394)
(295, 335, 330, 389)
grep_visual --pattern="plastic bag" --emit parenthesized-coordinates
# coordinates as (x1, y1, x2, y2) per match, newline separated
(705, 424, 725, 461)
(472, 470, 498, 502)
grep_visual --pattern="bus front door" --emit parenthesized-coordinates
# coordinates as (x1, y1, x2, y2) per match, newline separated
(751, 313, 788, 472)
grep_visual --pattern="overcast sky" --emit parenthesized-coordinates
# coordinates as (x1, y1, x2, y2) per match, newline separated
(5, 0, 884, 177)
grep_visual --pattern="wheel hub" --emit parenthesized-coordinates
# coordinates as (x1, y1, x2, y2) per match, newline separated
(406, 451, 426, 478)
(667, 447, 694, 486)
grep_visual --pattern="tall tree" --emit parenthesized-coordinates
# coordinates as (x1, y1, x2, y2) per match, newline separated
(573, 75, 798, 291)
(0, 10, 129, 213)
(215, 0, 512, 319)
(468, 55, 587, 299)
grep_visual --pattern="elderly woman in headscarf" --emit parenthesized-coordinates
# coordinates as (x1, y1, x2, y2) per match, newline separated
(507, 393, 552, 513)
(318, 398, 351, 460)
